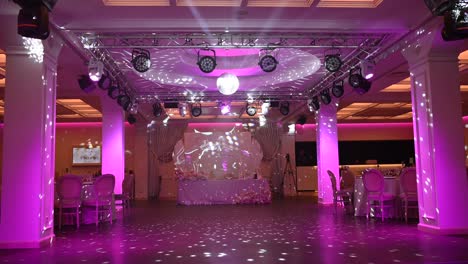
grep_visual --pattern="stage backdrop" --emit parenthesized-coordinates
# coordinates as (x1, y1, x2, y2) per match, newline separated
(174, 126, 262, 180)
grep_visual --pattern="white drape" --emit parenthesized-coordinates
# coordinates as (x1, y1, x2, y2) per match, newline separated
(253, 123, 282, 192)
(148, 122, 187, 198)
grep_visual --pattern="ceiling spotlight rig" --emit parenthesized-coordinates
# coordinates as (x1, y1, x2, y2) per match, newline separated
(349, 67, 372, 95)
(331, 80, 345, 98)
(88, 58, 104, 82)
(197, 48, 217, 73)
(320, 89, 332, 105)
(279, 101, 290, 116)
(246, 103, 257, 117)
(191, 103, 202, 117)
(258, 48, 278, 73)
(324, 48, 342, 73)
(131, 48, 151, 73)
(308, 96, 320, 112)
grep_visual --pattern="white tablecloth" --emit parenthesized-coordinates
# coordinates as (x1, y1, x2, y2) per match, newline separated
(177, 179, 271, 205)
(354, 177, 400, 218)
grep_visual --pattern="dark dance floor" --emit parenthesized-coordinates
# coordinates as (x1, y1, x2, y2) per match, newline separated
(1, 197, 468, 264)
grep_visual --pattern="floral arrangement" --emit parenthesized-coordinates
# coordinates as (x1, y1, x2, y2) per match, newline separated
(232, 187, 271, 204)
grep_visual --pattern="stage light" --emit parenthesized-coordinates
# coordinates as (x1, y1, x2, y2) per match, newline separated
(178, 102, 187, 117)
(361, 60, 375, 79)
(98, 74, 111, 90)
(217, 72, 239, 95)
(246, 104, 257, 116)
(152, 102, 163, 117)
(349, 67, 372, 95)
(331, 80, 344, 98)
(117, 94, 131, 110)
(14, 0, 55, 40)
(320, 89, 332, 105)
(324, 54, 342, 73)
(131, 48, 151, 73)
(77, 75, 96, 93)
(259, 55, 278, 72)
(88, 58, 104, 82)
(297, 115, 307, 125)
(128, 101, 138, 114)
(197, 49, 217, 73)
(127, 114, 136, 125)
(424, 0, 453, 15)
(220, 102, 231, 115)
(441, 2, 468, 41)
(308, 96, 320, 111)
(107, 85, 120, 99)
(279, 101, 290, 116)
(261, 101, 270, 115)
(191, 103, 202, 117)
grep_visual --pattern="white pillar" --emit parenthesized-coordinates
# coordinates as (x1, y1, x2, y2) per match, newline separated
(403, 30, 468, 234)
(134, 122, 149, 199)
(316, 101, 339, 204)
(101, 96, 125, 195)
(0, 32, 62, 247)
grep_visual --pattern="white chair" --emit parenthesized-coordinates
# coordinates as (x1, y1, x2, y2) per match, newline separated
(327, 170, 353, 213)
(83, 174, 115, 227)
(362, 169, 396, 221)
(399, 167, 418, 222)
(56, 175, 83, 230)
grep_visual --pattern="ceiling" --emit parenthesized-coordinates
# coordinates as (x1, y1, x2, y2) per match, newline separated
(0, 0, 467, 124)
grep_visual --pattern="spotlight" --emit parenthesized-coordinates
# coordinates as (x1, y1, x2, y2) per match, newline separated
(117, 94, 131, 111)
(297, 115, 307, 125)
(131, 48, 151, 73)
(127, 114, 136, 125)
(308, 96, 320, 111)
(324, 54, 342, 73)
(152, 102, 163, 117)
(88, 58, 104, 82)
(246, 104, 257, 117)
(197, 49, 217, 73)
(349, 67, 372, 95)
(128, 101, 138, 114)
(107, 85, 121, 99)
(441, 3, 468, 41)
(331, 80, 344, 98)
(259, 54, 278, 72)
(220, 102, 231, 115)
(279, 101, 290, 116)
(191, 103, 202, 117)
(98, 74, 111, 90)
(361, 60, 375, 79)
(320, 89, 332, 105)
(14, 0, 56, 40)
(261, 101, 270, 115)
(178, 102, 187, 117)
(424, 0, 453, 16)
(77, 75, 96, 93)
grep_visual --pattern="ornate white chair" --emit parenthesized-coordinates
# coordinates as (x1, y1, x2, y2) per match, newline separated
(83, 174, 115, 227)
(362, 169, 396, 221)
(327, 170, 353, 213)
(399, 167, 418, 222)
(56, 174, 83, 230)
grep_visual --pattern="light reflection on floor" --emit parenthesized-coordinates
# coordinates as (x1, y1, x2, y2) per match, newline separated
(1, 198, 468, 264)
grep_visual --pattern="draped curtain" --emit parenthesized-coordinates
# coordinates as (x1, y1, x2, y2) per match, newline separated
(253, 123, 282, 193)
(148, 122, 187, 198)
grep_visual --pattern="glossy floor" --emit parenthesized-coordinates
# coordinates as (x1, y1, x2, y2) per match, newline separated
(1, 198, 468, 264)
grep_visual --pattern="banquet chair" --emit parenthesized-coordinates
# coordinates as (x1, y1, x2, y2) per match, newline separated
(56, 174, 83, 230)
(362, 169, 396, 221)
(83, 174, 115, 227)
(327, 170, 353, 213)
(121, 173, 135, 210)
(399, 167, 418, 223)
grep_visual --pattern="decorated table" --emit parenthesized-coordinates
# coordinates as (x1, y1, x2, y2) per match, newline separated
(177, 178, 271, 205)
(354, 177, 400, 218)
